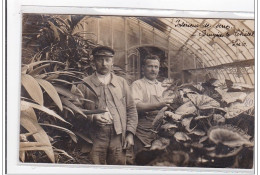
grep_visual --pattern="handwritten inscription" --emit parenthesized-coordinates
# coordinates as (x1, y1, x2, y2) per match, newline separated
(231, 40, 247, 47)
(244, 92, 254, 107)
(199, 30, 225, 37)
(215, 23, 231, 29)
(234, 29, 254, 37)
(174, 19, 254, 47)
(175, 20, 200, 28)
(175, 20, 212, 28)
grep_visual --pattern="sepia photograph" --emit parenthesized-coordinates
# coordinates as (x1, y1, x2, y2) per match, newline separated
(19, 14, 255, 169)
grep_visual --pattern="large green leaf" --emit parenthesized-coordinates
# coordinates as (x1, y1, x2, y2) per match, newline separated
(66, 70, 85, 75)
(54, 17, 70, 31)
(55, 86, 80, 101)
(175, 101, 197, 115)
(20, 100, 70, 124)
(74, 131, 93, 144)
(19, 151, 25, 162)
(58, 74, 83, 80)
(20, 142, 52, 152)
(43, 71, 76, 75)
(231, 82, 254, 91)
(207, 146, 243, 158)
(189, 129, 206, 136)
(53, 148, 75, 160)
(226, 80, 254, 92)
(60, 97, 87, 119)
(21, 106, 37, 121)
(225, 92, 254, 118)
(152, 107, 167, 129)
(174, 132, 191, 142)
(208, 125, 253, 147)
(215, 88, 247, 104)
(45, 74, 59, 80)
(81, 109, 107, 115)
(160, 123, 178, 131)
(164, 111, 182, 121)
(21, 61, 64, 74)
(20, 142, 51, 148)
(150, 137, 170, 150)
(63, 106, 75, 115)
(181, 117, 194, 132)
(179, 84, 202, 94)
(186, 93, 220, 110)
(51, 79, 73, 85)
(40, 123, 77, 143)
(20, 112, 55, 163)
(28, 63, 50, 76)
(21, 74, 43, 105)
(36, 78, 63, 111)
(79, 98, 95, 104)
(78, 81, 98, 98)
(71, 84, 84, 97)
(62, 98, 105, 117)
(48, 21, 61, 41)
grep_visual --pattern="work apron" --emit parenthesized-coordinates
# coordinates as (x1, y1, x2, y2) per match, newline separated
(135, 95, 161, 147)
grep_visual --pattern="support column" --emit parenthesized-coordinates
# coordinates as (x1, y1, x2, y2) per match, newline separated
(139, 21, 142, 78)
(167, 38, 171, 78)
(124, 18, 128, 79)
(97, 18, 100, 44)
(193, 54, 197, 83)
(111, 18, 114, 49)
(139, 21, 142, 46)
(153, 28, 155, 45)
(181, 50, 185, 83)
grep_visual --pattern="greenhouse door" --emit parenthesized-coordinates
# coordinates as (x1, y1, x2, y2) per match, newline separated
(127, 46, 168, 83)
(127, 48, 141, 82)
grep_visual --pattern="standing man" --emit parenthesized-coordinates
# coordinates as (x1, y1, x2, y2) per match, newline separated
(77, 46, 138, 165)
(131, 54, 172, 153)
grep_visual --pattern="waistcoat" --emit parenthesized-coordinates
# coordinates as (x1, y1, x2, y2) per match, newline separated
(98, 84, 123, 135)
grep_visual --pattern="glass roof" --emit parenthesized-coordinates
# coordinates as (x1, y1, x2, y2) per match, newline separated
(127, 17, 254, 85)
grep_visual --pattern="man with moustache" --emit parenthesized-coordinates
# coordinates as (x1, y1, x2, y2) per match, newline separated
(77, 46, 138, 165)
(131, 54, 172, 154)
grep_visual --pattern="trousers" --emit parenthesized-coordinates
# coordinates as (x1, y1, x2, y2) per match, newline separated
(90, 124, 126, 165)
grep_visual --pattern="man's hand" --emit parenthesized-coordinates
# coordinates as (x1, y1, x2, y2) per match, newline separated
(123, 133, 134, 150)
(157, 97, 174, 109)
(93, 114, 109, 126)
(159, 91, 179, 107)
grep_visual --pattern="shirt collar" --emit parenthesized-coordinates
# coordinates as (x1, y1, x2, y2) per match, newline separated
(96, 72, 111, 79)
(91, 72, 117, 87)
(143, 77, 159, 85)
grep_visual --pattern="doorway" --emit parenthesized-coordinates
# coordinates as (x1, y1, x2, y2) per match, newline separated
(127, 46, 168, 83)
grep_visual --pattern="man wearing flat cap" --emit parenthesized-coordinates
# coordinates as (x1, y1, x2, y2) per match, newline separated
(77, 46, 138, 165)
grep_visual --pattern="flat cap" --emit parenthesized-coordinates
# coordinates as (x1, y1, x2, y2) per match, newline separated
(92, 46, 115, 57)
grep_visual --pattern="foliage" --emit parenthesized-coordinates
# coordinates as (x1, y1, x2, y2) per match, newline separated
(136, 78, 254, 168)
(20, 14, 135, 163)
(20, 14, 101, 163)
(21, 14, 255, 167)
(22, 14, 96, 73)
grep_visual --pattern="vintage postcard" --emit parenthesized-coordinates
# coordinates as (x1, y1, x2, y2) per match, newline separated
(20, 14, 254, 169)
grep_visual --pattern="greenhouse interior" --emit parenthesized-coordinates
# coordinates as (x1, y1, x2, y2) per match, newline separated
(81, 16, 254, 84)
(20, 14, 255, 168)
